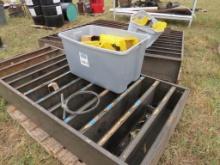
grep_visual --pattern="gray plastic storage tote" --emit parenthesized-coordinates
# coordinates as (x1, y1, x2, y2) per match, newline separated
(128, 11, 163, 47)
(58, 25, 151, 93)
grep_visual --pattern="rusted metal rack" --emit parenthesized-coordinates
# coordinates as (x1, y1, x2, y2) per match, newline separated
(38, 19, 184, 83)
(0, 46, 189, 165)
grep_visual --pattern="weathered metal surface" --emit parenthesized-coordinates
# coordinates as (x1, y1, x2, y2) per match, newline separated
(38, 19, 184, 83)
(0, 46, 189, 165)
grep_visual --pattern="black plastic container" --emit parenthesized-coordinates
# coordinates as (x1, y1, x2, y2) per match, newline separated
(25, 0, 40, 6)
(61, 0, 72, 2)
(39, 0, 61, 5)
(41, 4, 62, 16)
(44, 15, 64, 27)
(28, 5, 42, 16)
(32, 15, 45, 25)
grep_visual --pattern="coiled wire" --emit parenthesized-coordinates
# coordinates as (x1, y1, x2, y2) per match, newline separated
(61, 91, 100, 119)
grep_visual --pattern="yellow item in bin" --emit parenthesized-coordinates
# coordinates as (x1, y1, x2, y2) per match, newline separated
(81, 34, 139, 51)
(101, 42, 119, 51)
(132, 16, 150, 26)
(100, 34, 139, 51)
(152, 21, 167, 32)
(82, 41, 101, 47)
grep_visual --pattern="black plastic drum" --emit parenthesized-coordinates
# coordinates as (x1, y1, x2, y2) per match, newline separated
(32, 15, 45, 25)
(41, 5, 62, 16)
(28, 5, 42, 16)
(25, 0, 40, 6)
(39, 0, 61, 5)
(61, 0, 72, 2)
(44, 14, 64, 27)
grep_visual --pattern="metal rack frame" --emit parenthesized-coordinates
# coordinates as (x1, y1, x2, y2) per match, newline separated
(112, 0, 198, 27)
(0, 45, 189, 165)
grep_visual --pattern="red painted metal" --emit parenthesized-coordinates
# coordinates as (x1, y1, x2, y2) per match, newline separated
(90, 0, 104, 13)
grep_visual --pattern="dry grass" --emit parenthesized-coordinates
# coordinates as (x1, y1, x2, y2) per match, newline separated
(0, 0, 220, 164)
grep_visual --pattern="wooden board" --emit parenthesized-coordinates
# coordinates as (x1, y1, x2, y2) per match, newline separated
(7, 105, 86, 165)
(31, 25, 57, 30)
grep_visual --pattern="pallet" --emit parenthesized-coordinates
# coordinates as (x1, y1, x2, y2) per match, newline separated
(7, 105, 86, 165)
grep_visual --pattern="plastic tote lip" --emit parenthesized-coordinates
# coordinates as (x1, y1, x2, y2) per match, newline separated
(129, 10, 163, 34)
(58, 25, 150, 56)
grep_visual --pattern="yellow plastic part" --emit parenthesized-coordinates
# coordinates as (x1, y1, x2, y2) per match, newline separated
(152, 21, 167, 32)
(81, 34, 139, 51)
(100, 34, 139, 51)
(82, 41, 101, 47)
(132, 16, 150, 26)
(100, 42, 116, 51)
